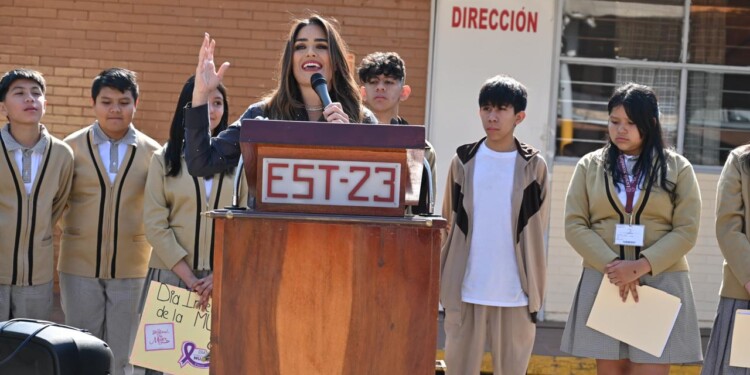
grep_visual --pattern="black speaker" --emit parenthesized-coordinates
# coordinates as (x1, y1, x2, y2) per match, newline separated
(0, 319, 113, 375)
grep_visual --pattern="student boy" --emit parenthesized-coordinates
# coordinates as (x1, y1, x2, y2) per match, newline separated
(59, 68, 159, 375)
(357, 52, 436, 214)
(0, 69, 74, 321)
(440, 75, 550, 375)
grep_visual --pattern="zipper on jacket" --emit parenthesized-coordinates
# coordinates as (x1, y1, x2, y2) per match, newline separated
(102, 184, 114, 278)
(110, 147, 136, 279)
(86, 132, 108, 278)
(604, 173, 626, 260)
(18, 198, 32, 286)
(26, 149, 51, 286)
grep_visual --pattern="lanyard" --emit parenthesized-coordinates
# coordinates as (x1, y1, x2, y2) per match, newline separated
(617, 154, 640, 214)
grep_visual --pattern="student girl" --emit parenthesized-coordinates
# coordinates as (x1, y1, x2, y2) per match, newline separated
(702, 144, 750, 375)
(560, 83, 703, 374)
(142, 75, 247, 319)
(184, 14, 376, 177)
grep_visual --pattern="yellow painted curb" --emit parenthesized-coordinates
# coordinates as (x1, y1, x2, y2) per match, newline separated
(436, 350, 702, 374)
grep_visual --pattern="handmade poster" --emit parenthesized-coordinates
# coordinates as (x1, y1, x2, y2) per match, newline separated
(730, 309, 750, 368)
(586, 277, 681, 357)
(130, 281, 212, 374)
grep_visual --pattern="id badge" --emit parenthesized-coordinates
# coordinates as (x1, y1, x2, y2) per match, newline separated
(614, 224, 645, 247)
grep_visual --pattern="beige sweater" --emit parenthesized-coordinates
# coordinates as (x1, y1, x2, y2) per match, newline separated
(0, 131, 74, 285)
(715, 146, 750, 300)
(59, 125, 159, 279)
(144, 147, 248, 270)
(565, 148, 701, 275)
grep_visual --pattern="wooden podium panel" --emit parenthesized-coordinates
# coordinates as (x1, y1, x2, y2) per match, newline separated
(208, 211, 445, 375)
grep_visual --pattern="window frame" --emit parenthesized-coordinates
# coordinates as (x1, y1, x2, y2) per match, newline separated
(550, 0, 750, 167)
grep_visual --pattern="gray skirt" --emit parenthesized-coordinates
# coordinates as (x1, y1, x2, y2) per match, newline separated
(560, 268, 703, 363)
(701, 297, 750, 375)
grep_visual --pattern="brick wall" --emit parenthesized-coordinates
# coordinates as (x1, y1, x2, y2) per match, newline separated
(0, 0, 432, 143)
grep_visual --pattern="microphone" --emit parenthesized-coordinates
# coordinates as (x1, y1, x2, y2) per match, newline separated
(225, 154, 249, 210)
(422, 157, 434, 215)
(310, 73, 332, 108)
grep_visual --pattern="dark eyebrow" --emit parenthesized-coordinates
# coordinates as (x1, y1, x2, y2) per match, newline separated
(295, 38, 328, 42)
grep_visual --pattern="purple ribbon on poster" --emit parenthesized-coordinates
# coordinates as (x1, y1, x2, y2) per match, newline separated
(178, 341, 210, 369)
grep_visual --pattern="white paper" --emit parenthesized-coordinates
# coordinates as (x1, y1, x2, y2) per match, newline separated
(586, 277, 682, 357)
(730, 309, 750, 368)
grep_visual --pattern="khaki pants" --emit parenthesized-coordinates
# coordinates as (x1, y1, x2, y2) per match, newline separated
(0, 282, 53, 320)
(444, 304, 535, 375)
(59, 272, 145, 375)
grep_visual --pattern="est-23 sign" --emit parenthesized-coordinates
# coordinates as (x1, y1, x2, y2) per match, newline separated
(261, 158, 402, 208)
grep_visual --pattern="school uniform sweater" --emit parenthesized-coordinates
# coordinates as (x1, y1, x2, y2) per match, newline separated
(565, 148, 701, 276)
(144, 147, 248, 271)
(715, 146, 750, 300)
(59, 124, 160, 279)
(440, 138, 550, 322)
(0, 127, 74, 285)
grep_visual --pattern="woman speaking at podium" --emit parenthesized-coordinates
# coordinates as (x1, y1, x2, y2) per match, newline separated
(184, 14, 376, 177)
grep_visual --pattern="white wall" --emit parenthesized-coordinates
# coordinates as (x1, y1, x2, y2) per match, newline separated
(428, 0, 558, 206)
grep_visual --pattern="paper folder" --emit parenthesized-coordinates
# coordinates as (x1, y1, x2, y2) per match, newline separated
(730, 309, 750, 368)
(586, 277, 682, 357)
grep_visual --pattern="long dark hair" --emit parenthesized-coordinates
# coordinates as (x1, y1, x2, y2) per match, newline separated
(263, 14, 365, 122)
(165, 75, 229, 177)
(603, 83, 676, 199)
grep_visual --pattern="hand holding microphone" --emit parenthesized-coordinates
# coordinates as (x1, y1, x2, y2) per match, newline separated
(310, 73, 349, 123)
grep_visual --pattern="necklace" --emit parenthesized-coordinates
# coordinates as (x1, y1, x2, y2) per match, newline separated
(305, 105, 323, 111)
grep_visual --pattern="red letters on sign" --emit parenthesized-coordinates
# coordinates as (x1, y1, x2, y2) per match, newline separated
(292, 164, 314, 199)
(451, 6, 538, 33)
(373, 167, 396, 203)
(267, 163, 289, 198)
(348, 166, 370, 202)
(318, 164, 339, 200)
(452, 6, 461, 27)
(262, 158, 399, 207)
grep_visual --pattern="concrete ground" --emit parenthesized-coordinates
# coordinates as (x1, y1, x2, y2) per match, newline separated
(435, 311, 710, 374)
(47, 292, 709, 374)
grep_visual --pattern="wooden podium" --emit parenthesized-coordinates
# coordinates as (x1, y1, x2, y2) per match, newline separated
(207, 120, 446, 375)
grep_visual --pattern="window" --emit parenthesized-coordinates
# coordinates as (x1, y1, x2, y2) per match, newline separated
(556, 0, 750, 166)
(557, 65, 679, 156)
(685, 72, 750, 164)
(562, 0, 683, 61)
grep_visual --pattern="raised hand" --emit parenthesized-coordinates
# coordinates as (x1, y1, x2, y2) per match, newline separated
(193, 33, 230, 106)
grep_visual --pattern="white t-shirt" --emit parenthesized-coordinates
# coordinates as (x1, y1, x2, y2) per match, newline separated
(461, 142, 528, 307)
